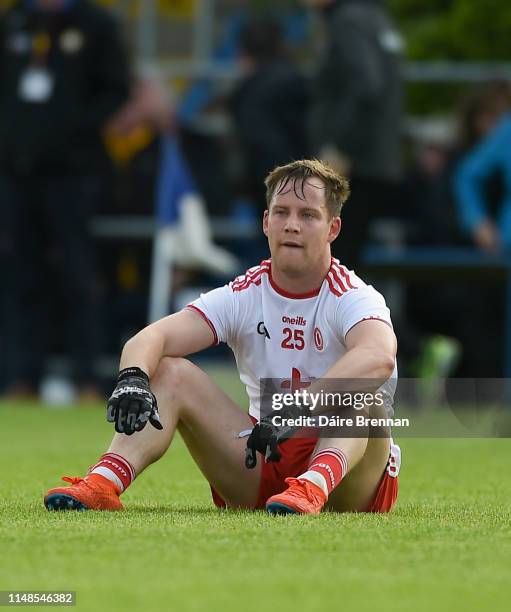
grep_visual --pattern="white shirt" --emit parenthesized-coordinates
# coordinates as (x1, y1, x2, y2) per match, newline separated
(188, 258, 397, 421)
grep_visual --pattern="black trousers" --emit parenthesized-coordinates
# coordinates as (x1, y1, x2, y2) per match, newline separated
(0, 174, 101, 387)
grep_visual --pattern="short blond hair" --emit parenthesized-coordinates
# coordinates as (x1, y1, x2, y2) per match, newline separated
(264, 159, 350, 218)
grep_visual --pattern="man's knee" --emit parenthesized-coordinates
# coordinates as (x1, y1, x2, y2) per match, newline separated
(350, 436, 369, 466)
(317, 436, 368, 471)
(151, 357, 196, 400)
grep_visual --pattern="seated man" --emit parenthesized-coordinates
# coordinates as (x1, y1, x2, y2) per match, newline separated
(44, 159, 400, 515)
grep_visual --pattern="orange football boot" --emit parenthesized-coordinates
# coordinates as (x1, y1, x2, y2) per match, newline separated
(266, 477, 327, 515)
(44, 473, 123, 511)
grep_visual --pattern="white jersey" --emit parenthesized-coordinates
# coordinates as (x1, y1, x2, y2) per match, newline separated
(188, 258, 397, 421)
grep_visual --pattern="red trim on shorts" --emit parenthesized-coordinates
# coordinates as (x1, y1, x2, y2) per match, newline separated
(185, 305, 219, 346)
(365, 470, 399, 513)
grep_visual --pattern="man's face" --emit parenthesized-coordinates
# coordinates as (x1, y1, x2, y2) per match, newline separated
(263, 177, 341, 276)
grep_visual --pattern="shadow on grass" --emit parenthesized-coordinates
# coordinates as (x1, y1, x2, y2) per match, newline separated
(125, 505, 275, 517)
(126, 505, 223, 515)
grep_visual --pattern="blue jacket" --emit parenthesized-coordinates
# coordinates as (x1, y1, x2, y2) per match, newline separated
(454, 113, 511, 246)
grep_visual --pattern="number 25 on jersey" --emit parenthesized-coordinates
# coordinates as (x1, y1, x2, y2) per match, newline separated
(281, 328, 305, 350)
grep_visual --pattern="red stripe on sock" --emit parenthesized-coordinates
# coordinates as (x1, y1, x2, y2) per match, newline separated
(308, 448, 348, 494)
(89, 453, 135, 491)
(106, 452, 136, 481)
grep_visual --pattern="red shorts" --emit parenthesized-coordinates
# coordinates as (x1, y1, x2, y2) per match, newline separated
(211, 424, 400, 513)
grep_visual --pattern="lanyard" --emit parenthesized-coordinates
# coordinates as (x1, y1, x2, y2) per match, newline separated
(21, 1, 78, 67)
(32, 31, 51, 65)
(28, 6, 73, 66)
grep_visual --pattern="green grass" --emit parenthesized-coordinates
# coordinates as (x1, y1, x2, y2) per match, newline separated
(1, 368, 511, 612)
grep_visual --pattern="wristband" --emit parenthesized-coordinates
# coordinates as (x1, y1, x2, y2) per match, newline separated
(117, 367, 149, 384)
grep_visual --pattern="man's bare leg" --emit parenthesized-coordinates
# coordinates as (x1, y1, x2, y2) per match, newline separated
(266, 401, 392, 513)
(307, 402, 393, 511)
(109, 357, 261, 508)
(321, 435, 390, 512)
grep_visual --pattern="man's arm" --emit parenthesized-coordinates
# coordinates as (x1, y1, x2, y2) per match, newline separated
(119, 309, 216, 377)
(298, 318, 396, 414)
(106, 309, 215, 435)
(453, 116, 511, 251)
(322, 319, 396, 382)
(245, 320, 396, 467)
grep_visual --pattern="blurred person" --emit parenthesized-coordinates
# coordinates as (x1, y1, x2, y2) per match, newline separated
(230, 17, 310, 216)
(104, 75, 175, 147)
(306, 0, 404, 268)
(450, 82, 511, 379)
(454, 81, 511, 253)
(403, 129, 461, 248)
(406, 81, 511, 252)
(0, 0, 130, 399)
(398, 135, 462, 380)
(399, 84, 511, 380)
(44, 159, 400, 515)
(457, 81, 511, 153)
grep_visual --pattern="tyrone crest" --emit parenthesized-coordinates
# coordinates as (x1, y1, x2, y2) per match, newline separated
(314, 327, 324, 351)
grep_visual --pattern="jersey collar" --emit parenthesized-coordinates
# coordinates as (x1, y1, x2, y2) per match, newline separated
(267, 260, 323, 299)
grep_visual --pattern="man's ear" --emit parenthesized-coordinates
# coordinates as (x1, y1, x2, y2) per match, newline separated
(328, 216, 341, 243)
(263, 209, 269, 237)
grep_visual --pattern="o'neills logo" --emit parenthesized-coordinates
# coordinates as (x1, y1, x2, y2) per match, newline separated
(103, 459, 128, 478)
(282, 315, 306, 326)
(310, 462, 335, 487)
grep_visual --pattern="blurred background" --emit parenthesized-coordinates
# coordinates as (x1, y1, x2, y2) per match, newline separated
(1, 0, 510, 404)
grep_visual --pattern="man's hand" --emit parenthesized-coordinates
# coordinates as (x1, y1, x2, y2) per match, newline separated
(245, 407, 302, 469)
(473, 220, 502, 253)
(106, 367, 163, 435)
(245, 417, 282, 468)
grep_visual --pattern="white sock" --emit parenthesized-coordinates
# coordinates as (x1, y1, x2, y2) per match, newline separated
(298, 470, 329, 496)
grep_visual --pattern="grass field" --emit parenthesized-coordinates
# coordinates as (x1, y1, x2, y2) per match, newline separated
(1, 367, 511, 612)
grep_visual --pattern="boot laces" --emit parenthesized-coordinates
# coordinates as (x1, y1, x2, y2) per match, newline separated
(284, 477, 325, 504)
(62, 476, 89, 487)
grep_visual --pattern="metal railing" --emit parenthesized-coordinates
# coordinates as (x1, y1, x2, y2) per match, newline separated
(152, 60, 511, 83)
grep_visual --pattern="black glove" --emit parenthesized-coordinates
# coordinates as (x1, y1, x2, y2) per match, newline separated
(106, 367, 163, 435)
(245, 405, 303, 469)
